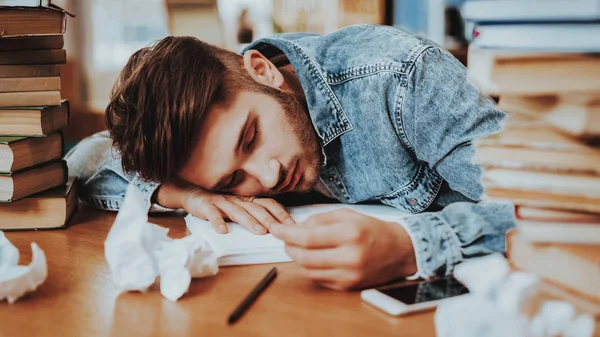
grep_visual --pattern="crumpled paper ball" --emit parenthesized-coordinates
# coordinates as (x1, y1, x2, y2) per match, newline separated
(105, 184, 221, 301)
(0, 231, 48, 303)
(435, 254, 595, 337)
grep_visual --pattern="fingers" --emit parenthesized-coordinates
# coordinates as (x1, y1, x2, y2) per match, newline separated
(203, 205, 228, 234)
(179, 186, 290, 235)
(216, 199, 267, 234)
(270, 223, 345, 248)
(301, 207, 354, 227)
(299, 268, 346, 284)
(183, 188, 294, 235)
(230, 198, 281, 231)
(284, 245, 358, 269)
(299, 268, 359, 291)
(252, 198, 296, 226)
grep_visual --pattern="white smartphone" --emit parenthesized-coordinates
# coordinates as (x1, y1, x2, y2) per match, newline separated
(361, 275, 469, 316)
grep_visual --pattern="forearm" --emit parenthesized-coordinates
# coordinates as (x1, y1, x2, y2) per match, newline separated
(65, 131, 163, 212)
(397, 200, 515, 278)
(153, 183, 188, 209)
(78, 170, 162, 212)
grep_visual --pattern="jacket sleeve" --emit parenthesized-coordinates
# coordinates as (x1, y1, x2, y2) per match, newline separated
(64, 131, 166, 212)
(392, 45, 515, 278)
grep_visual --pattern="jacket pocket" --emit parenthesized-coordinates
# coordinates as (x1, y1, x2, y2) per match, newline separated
(378, 165, 443, 213)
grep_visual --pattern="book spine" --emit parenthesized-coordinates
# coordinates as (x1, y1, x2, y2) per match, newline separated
(58, 128, 64, 148)
(508, 231, 600, 302)
(0, 77, 61, 92)
(0, 91, 61, 107)
(5, 160, 67, 202)
(8, 132, 63, 172)
(0, 49, 66, 65)
(0, 64, 61, 78)
(64, 100, 70, 125)
(0, 36, 64, 51)
(0, 8, 65, 37)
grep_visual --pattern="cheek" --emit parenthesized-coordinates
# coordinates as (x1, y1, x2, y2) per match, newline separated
(267, 112, 294, 141)
(272, 125, 298, 151)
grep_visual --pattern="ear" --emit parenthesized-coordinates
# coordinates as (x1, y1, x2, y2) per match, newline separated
(242, 50, 285, 89)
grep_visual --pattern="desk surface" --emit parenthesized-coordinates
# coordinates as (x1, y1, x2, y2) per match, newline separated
(0, 206, 435, 337)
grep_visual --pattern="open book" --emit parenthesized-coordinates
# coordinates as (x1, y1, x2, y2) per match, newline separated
(185, 203, 409, 266)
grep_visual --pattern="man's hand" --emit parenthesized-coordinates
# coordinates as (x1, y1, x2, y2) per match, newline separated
(155, 183, 295, 234)
(270, 208, 418, 291)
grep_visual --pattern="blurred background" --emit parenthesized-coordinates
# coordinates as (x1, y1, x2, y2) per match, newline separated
(6, 0, 472, 149)
(2, 3, 599, 319)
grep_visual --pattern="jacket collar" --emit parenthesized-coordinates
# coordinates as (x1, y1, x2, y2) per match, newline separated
(243, 37, 353, 146)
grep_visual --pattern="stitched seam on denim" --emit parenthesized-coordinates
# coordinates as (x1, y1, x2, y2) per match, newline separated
(280, 39, 353, 145)
(82, 199, 116, 210)
(419, 173, 444, 210)
(328, 69, 407, 86)
(377, 166, 444, 211)
(83, 165, 123, 186)
(109, 162, 132, 181)
(83, 196, 121, 211)
(378, 164, 425, 199)
(329, 165, 355, 203)
(442, 217, 464, 271)
(379, 162, 443, 201)
(403, 213, 445, 277)
(393, 82, 415, 155)
(431, 141, 474, 173)
(395, 216, 429, 278)
(86, 194, 125, 200)
(426, 214, 449, 276)
(394, 45, 434, 158)
(406, 45, 434, 73)
(326, 63, 408, 85)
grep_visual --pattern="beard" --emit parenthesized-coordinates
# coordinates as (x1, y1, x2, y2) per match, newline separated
(270, 88, 323, 193)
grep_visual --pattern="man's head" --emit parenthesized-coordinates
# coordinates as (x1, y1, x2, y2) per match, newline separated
(106, 36, 322, 197)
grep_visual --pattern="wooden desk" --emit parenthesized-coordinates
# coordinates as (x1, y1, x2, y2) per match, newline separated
(0, 207, 435, 337)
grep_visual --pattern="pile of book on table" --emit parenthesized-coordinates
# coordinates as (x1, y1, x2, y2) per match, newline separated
(464, 0, 600, 316)
(0, 2, 77, 231)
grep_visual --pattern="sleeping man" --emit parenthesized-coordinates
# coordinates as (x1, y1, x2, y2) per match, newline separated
(67, 25, 514, 290)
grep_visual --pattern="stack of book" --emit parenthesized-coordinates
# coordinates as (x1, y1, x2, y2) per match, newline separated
(0, 3, 77, 230)
(463, 0, 600, 314)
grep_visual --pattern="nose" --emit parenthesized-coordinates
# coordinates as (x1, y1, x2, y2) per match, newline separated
(244, 158, 280, 190)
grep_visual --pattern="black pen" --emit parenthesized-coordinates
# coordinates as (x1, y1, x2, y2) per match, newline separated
(228, 267, 278, 325)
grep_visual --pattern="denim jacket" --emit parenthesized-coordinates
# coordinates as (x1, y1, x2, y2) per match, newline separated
(66, 25, 515, 278)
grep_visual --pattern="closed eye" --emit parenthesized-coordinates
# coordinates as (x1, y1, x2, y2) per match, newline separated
(245, 120, 259, 151)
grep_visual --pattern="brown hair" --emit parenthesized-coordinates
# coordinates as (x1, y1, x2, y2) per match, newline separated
(106, 36, 262, 182)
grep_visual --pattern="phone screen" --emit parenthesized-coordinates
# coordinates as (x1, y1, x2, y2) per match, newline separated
(379, 275, 469, 305)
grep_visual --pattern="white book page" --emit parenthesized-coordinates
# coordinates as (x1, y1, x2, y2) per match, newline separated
(185, 203, 409, 256)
